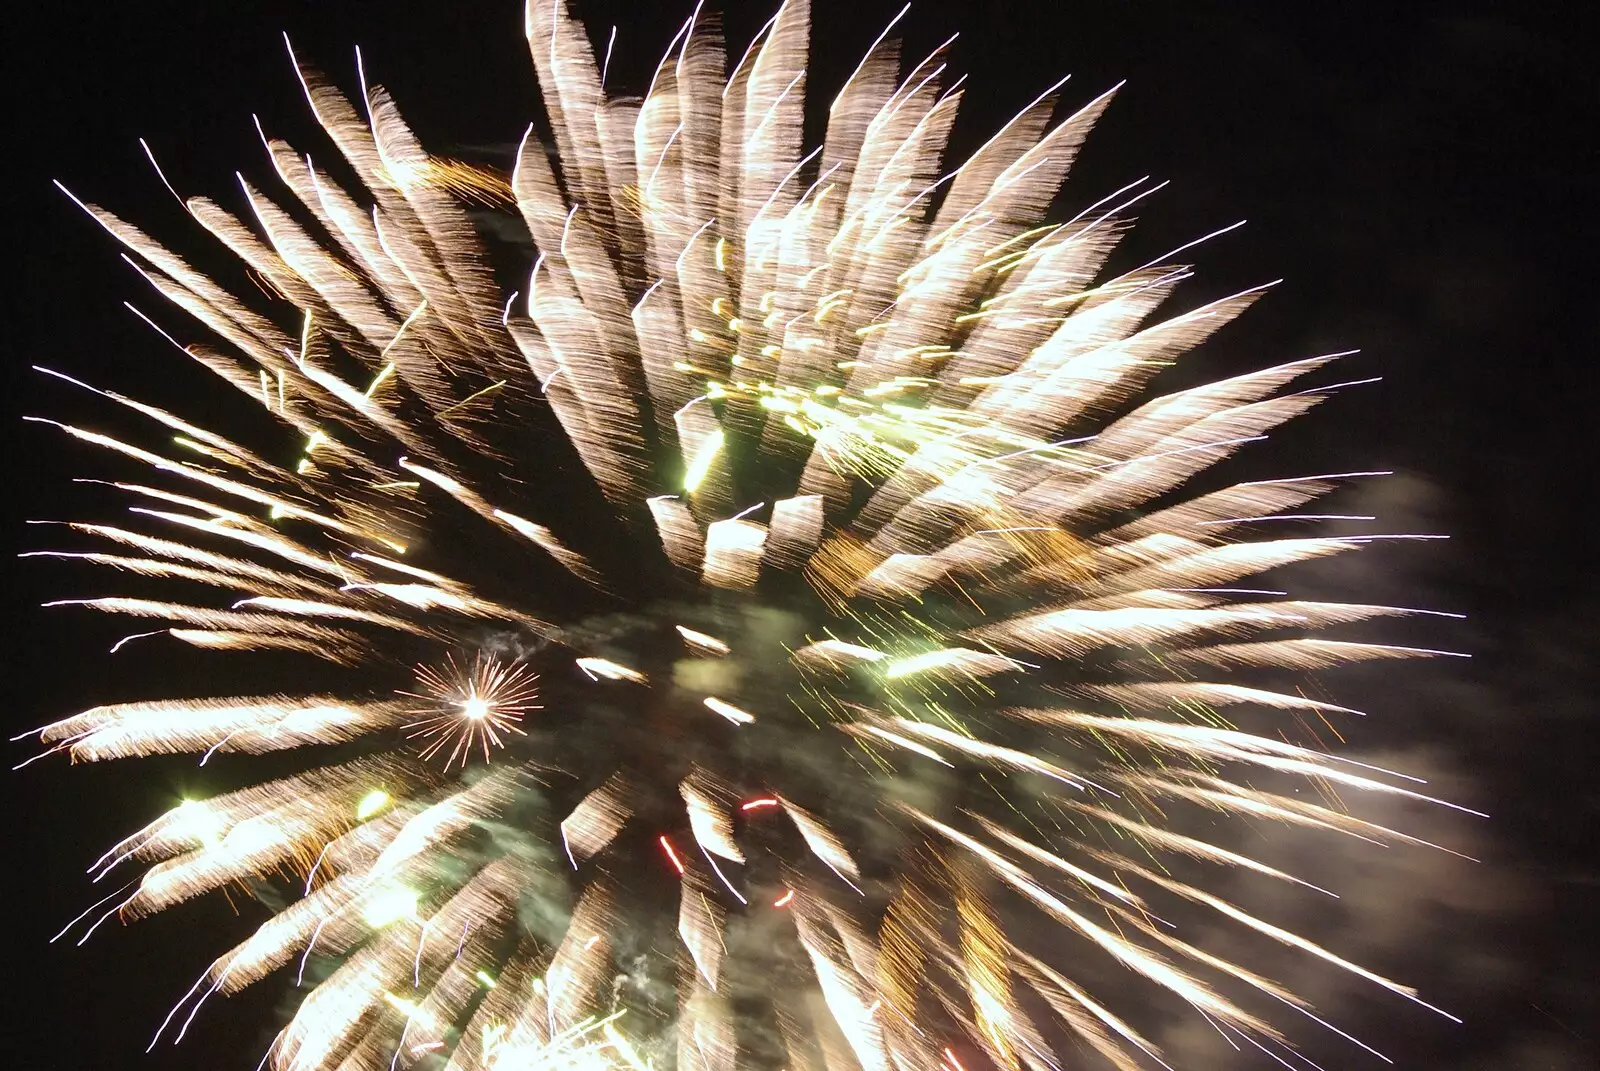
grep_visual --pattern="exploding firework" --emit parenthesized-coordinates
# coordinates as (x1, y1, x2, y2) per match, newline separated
(401, 654, 541, 768)
(23, 2, 1476, 1069)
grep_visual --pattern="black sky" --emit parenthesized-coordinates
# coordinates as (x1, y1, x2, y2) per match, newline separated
(4, 1, 1596, 1068)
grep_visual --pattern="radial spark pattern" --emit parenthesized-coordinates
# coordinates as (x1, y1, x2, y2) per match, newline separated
(26, 2, 1471, 1069)
(400, 654, 540, 767)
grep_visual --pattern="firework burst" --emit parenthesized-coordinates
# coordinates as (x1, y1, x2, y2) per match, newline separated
(400, 654, 540, 768)
(23, 2, 1475, 1069)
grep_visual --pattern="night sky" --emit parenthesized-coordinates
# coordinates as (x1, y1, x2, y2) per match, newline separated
(5, 1, 1596, 1068)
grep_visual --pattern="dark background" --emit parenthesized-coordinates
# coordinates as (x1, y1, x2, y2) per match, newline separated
(4, 1, 1595, 1068)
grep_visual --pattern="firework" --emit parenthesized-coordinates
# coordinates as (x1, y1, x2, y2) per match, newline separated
(24, 2, 1474, 1069)
(400, 653, 541, 768)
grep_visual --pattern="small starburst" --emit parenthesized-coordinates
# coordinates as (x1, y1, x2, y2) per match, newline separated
(398, 653, 540, 768)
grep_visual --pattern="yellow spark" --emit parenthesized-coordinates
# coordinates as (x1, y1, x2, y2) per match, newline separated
(169, 799, 224, 847)
(884, 650, 959, 678)
(575, 657, 647, 684)
(171, 436, 211, 455)
(356, 789, 390, 819)
(383, 992, 421, 1016)
(703, 697, 755, 725)
(363, 886, 419, 927)
(363, 362, 397, 398)
(675, 625, 731, 655)
(683, 428, 725, 492)
(436, 380, 506, 418)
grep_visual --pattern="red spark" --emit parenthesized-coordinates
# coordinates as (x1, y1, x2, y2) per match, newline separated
(658, 835, 685, 875)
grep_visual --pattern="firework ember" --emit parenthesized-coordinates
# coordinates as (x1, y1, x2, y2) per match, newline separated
(22, 1, 1474, 1069)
